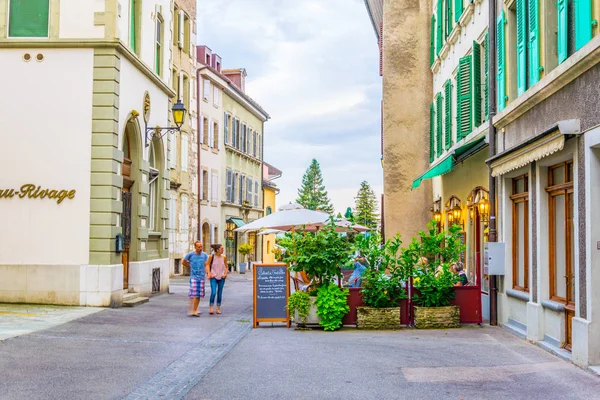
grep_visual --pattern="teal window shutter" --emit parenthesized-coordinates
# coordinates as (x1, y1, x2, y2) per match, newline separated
(456, 56, 472, 141)
(529, 0, 540, 86)
(516, 0, 527, 95)
(436, 0, 443, 55)
(8, 0, 49, 37)
(575, 0, 593, 50)
(130, 0, 136, 52)
(431, 15, 436, 66)
(444, 80, 453, 149)
(430, 104, 435, 162)
(436, 93, 443, 157)
(497, 12, 507, 111)
(446, 0, 453, 39)
(484, 33, 489, 121)
(557, 0, 568, 63)
(472, 41, 482, 128)
(455, 0, 463, 22)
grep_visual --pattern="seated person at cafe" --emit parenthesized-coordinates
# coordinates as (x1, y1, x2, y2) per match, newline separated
(453, 261, 469, 286)
(347, 255, 367, 288)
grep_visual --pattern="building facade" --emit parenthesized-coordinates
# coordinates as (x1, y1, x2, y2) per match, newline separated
(365, 0, 433, 242)
(0, 0, 175, 305)
(221, 70, 269, 270)
(490, 0, 600, 367)
(196, 45, 228, 252)
(367, 0, 600, 368)
(262, 162, 283, 264)
(168, 0, 197, 276)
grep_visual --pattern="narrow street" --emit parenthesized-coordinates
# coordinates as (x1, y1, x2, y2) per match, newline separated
(1, 276, 598, 400)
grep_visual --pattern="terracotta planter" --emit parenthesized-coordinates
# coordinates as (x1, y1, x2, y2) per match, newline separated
(414, 305, 460, 329)
(357, 306, 400, 330)
(293, 296, 321, 326)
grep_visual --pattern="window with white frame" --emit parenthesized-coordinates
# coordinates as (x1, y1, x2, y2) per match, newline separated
(148, 145, 159, 232)
(213, 86, 219, 106)
(208, 118, 214, 147)
(169, 194, 177, 230)
(203, 79, 210, 101)
(211, 171, 218, 203)
(181, 195, 188, 233)
(246, 177, 252, 205)
(226, 169, 233, 202)
(181, 134, 188, 172)
(177, 10, 184, 48)
(254, 181, 259, 207)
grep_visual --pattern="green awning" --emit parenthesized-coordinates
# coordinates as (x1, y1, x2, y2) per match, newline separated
(454, 136, 488, 163)
(411, 155, 454, 189)
(227, 217, 246, 228)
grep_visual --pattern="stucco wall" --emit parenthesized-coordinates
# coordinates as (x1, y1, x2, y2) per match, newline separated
(0, 48, 94, 265)
(382, 0, 433, 241)
(59, 0, 105, 39)
(262, 187, 277, 263)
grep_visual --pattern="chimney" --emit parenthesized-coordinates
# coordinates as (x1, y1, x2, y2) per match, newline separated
(223, 68, 247, 92)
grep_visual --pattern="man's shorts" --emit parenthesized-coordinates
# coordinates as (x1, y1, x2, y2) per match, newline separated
(188, 278, 205, 298)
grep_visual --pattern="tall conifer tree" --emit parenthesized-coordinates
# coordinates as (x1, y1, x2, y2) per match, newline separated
(296, 159, 334, 214)
(354, 181, 379, 229)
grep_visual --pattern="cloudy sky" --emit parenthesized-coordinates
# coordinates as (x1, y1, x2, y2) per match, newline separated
(197, 0, 382, 214)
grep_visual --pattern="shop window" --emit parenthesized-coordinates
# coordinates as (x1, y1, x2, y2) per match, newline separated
(546, 161, 574, 304)
(511, 174, 529, 292)
(8, 0, 49, 37)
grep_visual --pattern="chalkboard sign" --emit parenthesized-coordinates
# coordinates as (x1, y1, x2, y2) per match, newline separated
(253, 263, 290, 328)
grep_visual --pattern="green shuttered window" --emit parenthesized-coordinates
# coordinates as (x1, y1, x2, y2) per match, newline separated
(557, 0, 568, 64)
(431, 15, 436, 66)
(445, 0, 453, 40)
(529, 0, 540, 86)
(575, 0, 593, 50)
(430, 104, 435, 162)
(130, 0, 137, 53)
(456, 56, 472, 141)
(497, 12, 507, 111)
(516, 0, 527, 95)
(436, 0, 443, 55)
(436, 93, 443, 157)
(484, 33, 489, 121)
(444, 80, 452, 150)
(472, 41, 482, 128)
(8, 0, 49, 37)
(455, 0, 464, 22)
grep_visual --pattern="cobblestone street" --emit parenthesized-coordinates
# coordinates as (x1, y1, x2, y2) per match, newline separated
(1, 276, 599, 400)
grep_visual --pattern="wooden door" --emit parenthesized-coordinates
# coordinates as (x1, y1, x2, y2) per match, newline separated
(565, 191, 575, 350)
(121, 186, 133, 289)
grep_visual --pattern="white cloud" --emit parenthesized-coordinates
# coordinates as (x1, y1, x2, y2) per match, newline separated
(197, 0, 382, 214)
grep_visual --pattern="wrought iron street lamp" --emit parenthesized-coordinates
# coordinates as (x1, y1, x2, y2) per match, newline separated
(145, 100, 187, 147)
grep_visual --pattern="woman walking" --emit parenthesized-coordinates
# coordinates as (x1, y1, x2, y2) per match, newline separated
(206, 244, 228, 315)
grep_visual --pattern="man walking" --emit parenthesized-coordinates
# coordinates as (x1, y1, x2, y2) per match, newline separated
(182, 241, 208, 317)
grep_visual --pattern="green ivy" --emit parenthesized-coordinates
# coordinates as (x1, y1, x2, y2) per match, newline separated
(316, 283, 349, 331)
(287, 291, 311, 325)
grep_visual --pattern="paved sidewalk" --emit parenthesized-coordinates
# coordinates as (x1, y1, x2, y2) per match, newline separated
(1, 274, 599, 400)
(0, 303, 103, 341)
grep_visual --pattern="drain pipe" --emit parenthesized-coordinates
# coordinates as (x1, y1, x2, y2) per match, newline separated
(488, 0, 498, 326)
(197, 69, 202, 241)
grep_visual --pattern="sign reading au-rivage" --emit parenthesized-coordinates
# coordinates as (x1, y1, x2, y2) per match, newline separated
(0, 184, 76, 204)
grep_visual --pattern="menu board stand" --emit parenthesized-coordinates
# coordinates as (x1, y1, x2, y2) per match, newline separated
(253, 263, 290, 328)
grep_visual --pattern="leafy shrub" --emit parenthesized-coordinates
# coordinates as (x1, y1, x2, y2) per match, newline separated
(287, 291, 311, 325)
(316, 283, 349, 331)
(360, 270, 407, 308)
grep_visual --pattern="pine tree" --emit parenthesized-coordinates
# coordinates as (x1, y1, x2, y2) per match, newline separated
(296, 159, 335, 214)
(354, 181, 379, 229)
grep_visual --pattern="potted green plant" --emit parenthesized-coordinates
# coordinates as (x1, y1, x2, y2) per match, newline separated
(287, 290, 311, 327)
(238, 243, 253, 274)
(279, 218, 353, 330)
(405, 221, 464, 329)
(356, 234, 408, 330)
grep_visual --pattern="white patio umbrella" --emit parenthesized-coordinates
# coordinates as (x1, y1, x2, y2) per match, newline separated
(234, 208, 330, 233)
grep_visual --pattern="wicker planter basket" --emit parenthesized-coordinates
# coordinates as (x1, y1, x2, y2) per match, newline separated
(357, 306, 401, 330)
(414, 305, 460, 329)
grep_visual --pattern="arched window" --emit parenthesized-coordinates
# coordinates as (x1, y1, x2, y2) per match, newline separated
(266, 206, 273, 215)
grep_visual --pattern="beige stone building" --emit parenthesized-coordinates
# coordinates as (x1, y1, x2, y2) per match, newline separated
(168, 0, 197, 276)
(365, 0, 432, 242)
